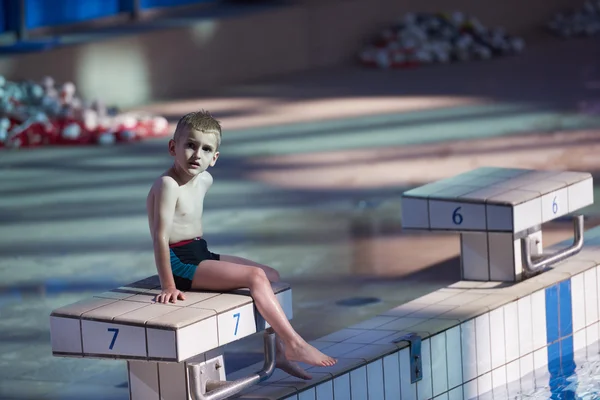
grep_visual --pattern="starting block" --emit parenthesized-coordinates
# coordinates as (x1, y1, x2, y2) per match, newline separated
(49, 275, 293, 400)
(401, 167, 593, 281)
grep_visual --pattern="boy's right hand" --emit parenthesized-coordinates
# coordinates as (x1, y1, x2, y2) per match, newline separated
(156, 287, 186, 304)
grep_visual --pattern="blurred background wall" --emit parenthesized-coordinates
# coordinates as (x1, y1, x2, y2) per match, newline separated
(0, 0, 577, 107)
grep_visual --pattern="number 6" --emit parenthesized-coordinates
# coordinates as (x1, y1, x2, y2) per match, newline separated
(452, 207, 463, 225)
(552, 196, 558, 214)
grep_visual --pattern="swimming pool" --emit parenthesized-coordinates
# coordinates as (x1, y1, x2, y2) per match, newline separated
(487, 341, 600, 400)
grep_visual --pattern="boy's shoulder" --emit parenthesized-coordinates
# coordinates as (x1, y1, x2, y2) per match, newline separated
(150, 173, 180, 194)
(200, 171, 214, 185)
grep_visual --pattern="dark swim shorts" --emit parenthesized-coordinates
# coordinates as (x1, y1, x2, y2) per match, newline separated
(169, 237, 220, 291)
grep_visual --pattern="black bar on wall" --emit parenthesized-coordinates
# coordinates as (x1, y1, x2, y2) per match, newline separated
(17, 0, 27, 40)
(131, 0, 141, 20)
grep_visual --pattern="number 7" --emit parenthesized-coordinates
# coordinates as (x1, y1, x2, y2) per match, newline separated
(233, 313, 240, 336)
(108, 328, 119, 350)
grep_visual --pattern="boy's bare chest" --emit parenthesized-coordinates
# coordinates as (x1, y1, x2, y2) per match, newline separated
(175, 187, 206, 220)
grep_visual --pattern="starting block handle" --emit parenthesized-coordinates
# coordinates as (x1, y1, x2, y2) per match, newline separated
(521, 214, 584, 275)
(188, 331, 276, 400)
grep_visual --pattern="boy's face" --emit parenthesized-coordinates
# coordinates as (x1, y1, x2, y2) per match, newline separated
(169, 128, 219, 177)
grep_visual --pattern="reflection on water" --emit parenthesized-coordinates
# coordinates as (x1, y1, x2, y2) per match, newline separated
(0, 279, 122, 306)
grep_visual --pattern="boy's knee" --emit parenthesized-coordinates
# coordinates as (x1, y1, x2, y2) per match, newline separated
(248, 267, 269, 286)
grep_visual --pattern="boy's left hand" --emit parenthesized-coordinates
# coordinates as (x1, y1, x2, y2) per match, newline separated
(156, 287, 186, 304)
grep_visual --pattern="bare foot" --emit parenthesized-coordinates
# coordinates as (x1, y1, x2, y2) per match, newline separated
(275, 338, 312, 380)
(276, 356, 313, 380)
(284, 340, 337, 368)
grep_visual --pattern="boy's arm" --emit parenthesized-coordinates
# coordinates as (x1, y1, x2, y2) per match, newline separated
(152, 177, 179, 291)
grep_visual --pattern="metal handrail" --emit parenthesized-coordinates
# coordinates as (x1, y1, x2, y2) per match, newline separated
(188, 332, 276, 400)
(521, 214, 584, 275)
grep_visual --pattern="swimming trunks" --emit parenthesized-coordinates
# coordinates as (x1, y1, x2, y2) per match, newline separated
(169, 237, 220, 291)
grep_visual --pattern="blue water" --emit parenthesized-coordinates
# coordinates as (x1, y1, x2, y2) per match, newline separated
(491, 342, 600, 400)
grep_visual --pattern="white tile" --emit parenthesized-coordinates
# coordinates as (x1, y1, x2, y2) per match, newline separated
(513, 198, 543, 232)
(492, 366, 507, 391)
(586, 322, 599, 346)
(429, 201, 487, 230)
(597, 266, 600, 324)
(342, 329, 399, 344)
(401, 197, 430, 229)
(530, 290, 547, 350)
(519, 353, 534, 379)
(574, 329, 587, 353)
(520, 372, 535, 394)
(585, 268, 599, 326)
(158, 362, 186, 400)
(489, 308, 506, 369)
(527, 231, 543, 255)
(367, 360, 385, 400)
(315, 381, 333, 400)
(129, 361, 159, 400)
(503, 302, 520, 362)
(477, 373, 493, 397)
(147, 328, 177, 360)
(349, 316, 399, 330)
(217, 303, 256, 346)
(517, 296, 533, 356)
(49, 316, 82, 354)
(404, 181, 450, 198)
(461, 320, 477, 382)
(475, 314, 492, 375)
(486, 204, 513, 231)
(446, 326, 463, 389)
(177, 317, 219, 361)
(383, 352, 400, 400)
(463, 379, 478, 400)
(433, 184, 484, 198)
(333, 373, 351, 400)
(568, 178, 594, 212)
(541, 188, 569, 222)
(400, 347, 418, 400)
(488, 233, 517, 282)
(534, 361, 551, 390)
(505, 359, 521, 386)
(82, 320, 146, 358)
(318, 328, 364, 343)
(448, 386, 463, 400)
(585, 323, 600, 359)
(572, 273, 586, 333)
(350, 366, 367, 400)
(417, 339, 433, 400)
(319, 342, 364, 358)
(550, 171, 592, 185)
(461, 233, 489, 281)
(533, 347, 548, 372)
(431, 333, 448, 397)
(298, 388, 316, 400)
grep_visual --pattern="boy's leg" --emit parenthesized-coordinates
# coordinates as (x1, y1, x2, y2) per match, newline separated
(218, 254, 280, 282)
(209, 255, 310, 379)
(190, 259, 336, 369)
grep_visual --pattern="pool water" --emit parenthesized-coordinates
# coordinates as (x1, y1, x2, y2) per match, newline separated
(490, 342, 600, 400)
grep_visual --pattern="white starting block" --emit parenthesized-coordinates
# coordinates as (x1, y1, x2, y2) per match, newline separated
(401, 167, 594, 281)
(49, 275, 293, 400)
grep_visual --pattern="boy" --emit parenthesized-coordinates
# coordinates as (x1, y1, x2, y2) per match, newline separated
(146, 110, 337, 381)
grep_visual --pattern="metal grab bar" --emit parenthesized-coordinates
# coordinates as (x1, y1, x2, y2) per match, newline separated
(188, 332, 276, 400)
(521, 214, 584, 275)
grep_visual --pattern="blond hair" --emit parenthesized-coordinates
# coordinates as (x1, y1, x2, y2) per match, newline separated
(173, 110, 222, 147)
